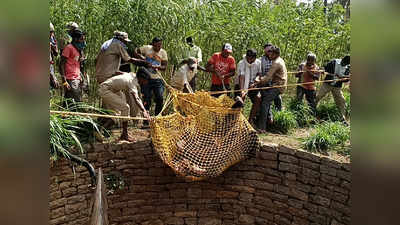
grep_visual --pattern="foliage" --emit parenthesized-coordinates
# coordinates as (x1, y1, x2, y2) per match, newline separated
(104, 172, 127, 194)
(269, 109, 297, 134)
(50, 99, 106, 161)
(303, 121, 350, 154)
(316, 90, 351, 122)
(50, 0, 350, 94)
(288, 97, 316, 127)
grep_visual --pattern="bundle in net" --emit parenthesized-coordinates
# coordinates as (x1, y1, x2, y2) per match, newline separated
(150, 89, 260, 181)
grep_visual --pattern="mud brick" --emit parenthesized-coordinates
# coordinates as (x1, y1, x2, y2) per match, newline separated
(341, 163, 350, 172)
(320, 157, 341, 169)
(239, 171, 265, 180)
(337, 170, 351, 182)
(311, 195, 331, 207)
(332, 191, 348, 204)
(239, 192, 254, 202)
(285, 172, 296, 181)
(65, 201, 86, 214)
(278, 145, 297, 155)
(279, 162, 301, 173)
(279, 153, 299, 164)
(258, 151, 277, 160)
(49, 215, 66, 225)
(239, 214, 255, 224)
(253, 196, 274, 208)
(256, 159, 278, 169)
(217, 191, 239, 198)
(288, 206, 309, 219)
(341, 180, 351, 191)
(309, 213, 327, 224)
(302, 167, 320, 178)
(255, 217, 270, 225)
(185, 218, 198, 225)
(229, 185, 256, 193)
(50, 207, 65, 219)
(165, 217, 185, 225)
(197, 211, 220, 218)
(288, 198, 304, 209)
(289, 188, 308, 201)
(331, 200, 350, 215)
(296, 150, 321, 163)
(245, 179, 274, 191)
(265, 175, 282, 184)
(261, 143, 278, 153)
(61, 187, 77, 197)
(274, 214, 291, 225)
(320, 164, 338, 176)
(320, 174, 340, 185)
(49, 198, 67, 210)
(187, 188, 202, 199)
(299, 159, 320, 170)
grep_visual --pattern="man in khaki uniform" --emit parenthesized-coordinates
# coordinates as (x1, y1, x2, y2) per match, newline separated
(171, 57, 197, 93)
(95, 31, 149, 124)
(99, 73, 150, 141)
(253, 46, 287, 132)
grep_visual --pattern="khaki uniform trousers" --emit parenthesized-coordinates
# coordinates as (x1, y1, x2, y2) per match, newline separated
(316, 83, 347, 120)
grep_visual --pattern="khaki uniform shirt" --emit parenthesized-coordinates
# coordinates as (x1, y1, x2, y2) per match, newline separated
(171, 64, 197, 91)
(260, 57, 287, 94)
(139, 45, 168, 80)
(95, 42, 131, 84)
(101, 73, 139, 95)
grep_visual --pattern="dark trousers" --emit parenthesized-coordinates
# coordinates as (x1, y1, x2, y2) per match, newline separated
(296, 86, 317, 114)
(210, 84, 231, 98)
(64, 79, 82, 103)
(142, 79, 164, 116)
(189, 75, 196, 92)
(257, 88, 281, 131)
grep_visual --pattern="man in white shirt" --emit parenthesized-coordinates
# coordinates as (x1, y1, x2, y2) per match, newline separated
(171, 57, 198, 93)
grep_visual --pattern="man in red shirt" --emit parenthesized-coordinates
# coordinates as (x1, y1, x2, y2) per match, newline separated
(206, 43, 236, 97)
(60, 29, 86, 103)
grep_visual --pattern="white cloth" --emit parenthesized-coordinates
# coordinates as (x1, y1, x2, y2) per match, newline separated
(334, 59, 348, 77)
(171, 64, 197, 91)
(235, 56, 261, 89)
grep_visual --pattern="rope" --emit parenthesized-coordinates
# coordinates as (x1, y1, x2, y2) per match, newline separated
(50, 76, 350, 120)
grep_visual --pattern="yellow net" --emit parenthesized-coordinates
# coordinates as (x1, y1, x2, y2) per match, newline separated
(150, 88, 260, 181)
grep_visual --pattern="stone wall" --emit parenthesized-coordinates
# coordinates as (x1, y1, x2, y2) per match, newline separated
(49, 140, 351, 225)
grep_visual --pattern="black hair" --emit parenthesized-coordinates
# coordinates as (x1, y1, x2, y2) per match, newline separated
(246, 48, 257, 57)
(342, 55, 350, 65)
(70, 29, 84, 40)
(264, 43, 273, 49)
(152, 37, 162, 44)
(272, 46, 280, 56)
(186, 37, 193, 43)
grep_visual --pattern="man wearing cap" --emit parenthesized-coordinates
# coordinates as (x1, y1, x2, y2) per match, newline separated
(99, 73, 150, 141)
(60, 29, 86, 103)
(95, 31, 149, 126)
(295, 53, 321, 114)
(171, 57, 198, 93)
(135, 37, 168, 119)
(59, 22, 79, 54)
(253, 46, 287, 132)
(206, 43, 236, 98)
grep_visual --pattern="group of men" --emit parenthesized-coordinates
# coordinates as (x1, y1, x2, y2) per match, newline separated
(50, 22, 350, 140)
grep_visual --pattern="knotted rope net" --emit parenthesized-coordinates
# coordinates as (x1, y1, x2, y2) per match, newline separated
(150, 88, 260, 181)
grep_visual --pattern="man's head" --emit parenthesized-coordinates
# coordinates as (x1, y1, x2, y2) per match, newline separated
(187, 57, 197, 70)
(270, 46, 280, 60)
(186, 37, 193, 47)
(114, 31, 131, 45)
(306, 53, 317, 66)
(152, 37, 163, 52)
(66, 22, 79, 31)
(221, 43, 233, 58)
(264, 43, 273, 58)
(246, 49, 257, 64)
(341, 55, 350, 66)
(71, 29, 86, 50)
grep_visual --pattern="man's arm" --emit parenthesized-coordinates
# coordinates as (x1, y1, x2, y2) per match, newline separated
(260, 62, 279, 85)
(131, 91, 150, 119)
(134, 47, 146, 60)
(59, 56, 71, 89)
